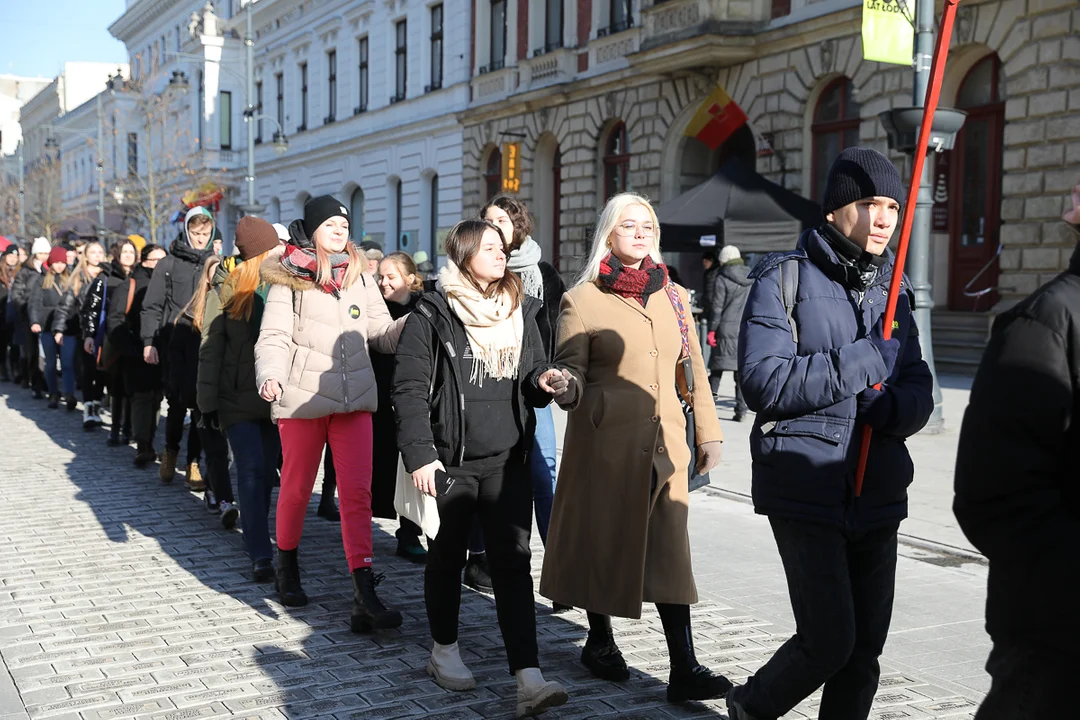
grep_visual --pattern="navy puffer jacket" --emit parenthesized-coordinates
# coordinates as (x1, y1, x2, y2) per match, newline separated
(738, 227, 933, 531)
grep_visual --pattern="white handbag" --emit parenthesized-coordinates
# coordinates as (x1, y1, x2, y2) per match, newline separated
(394, 456, 441, 540)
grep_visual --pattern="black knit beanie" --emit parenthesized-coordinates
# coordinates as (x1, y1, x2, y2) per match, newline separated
(302, 195, 350, 239)
(822, 147, 905, 216)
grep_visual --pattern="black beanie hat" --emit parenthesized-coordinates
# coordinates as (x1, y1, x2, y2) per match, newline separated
(822, 147, 905, 216)
(302, 195, 350, 239)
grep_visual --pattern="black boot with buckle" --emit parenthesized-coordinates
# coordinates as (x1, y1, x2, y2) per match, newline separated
(350, 567, 403, 633)
(659, 603, 732, 703)
(581, 612, 630, 681)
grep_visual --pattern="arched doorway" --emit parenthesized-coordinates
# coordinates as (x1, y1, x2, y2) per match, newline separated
(350, 187, 365, 242)
(533, 134, 561, 267)
(946, 54, 1004, 310)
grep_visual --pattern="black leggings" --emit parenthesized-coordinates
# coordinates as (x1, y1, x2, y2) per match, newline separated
(82, 351, 106, 403)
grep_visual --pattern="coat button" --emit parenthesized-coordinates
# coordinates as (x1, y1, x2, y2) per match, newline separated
(868, 299, 874, 304)
(649, 350, 658, 357)
(834, 432, 841, 438)
(657, 446, 666, 454)
(649, 416, 659, 423)
(649, 383, 658, 391)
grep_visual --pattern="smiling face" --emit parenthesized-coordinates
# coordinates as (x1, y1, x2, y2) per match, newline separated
(468, 227, 508, 288)
(313, 216, 349, 254)
(607, 203, 656, 268)
(119, 244, 137, 269)
(378, 258, 414, 304)
(826, 196, 900, 256)
(50, 261, 67, 274)
(85, 244, 105, 267)
(3, 252, 18, 267)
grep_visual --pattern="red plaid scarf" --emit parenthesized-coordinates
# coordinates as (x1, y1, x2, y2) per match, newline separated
(280, 244, 351, 296)
(597, 253, 669, 307)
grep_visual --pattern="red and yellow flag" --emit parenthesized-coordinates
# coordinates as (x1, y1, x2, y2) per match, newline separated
(685, 85, 748, 151)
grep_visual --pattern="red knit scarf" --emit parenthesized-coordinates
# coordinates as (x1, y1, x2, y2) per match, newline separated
(280, 244, 351, 296)
(597, 253, 669, 306)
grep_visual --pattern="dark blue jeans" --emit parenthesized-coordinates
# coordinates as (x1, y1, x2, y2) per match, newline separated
(40, 333, 76, 396)
(731, 517, 899, 720)
(226, 420, 280, 564)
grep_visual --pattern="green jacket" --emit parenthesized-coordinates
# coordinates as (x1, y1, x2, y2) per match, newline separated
(197, 258, 271, 428)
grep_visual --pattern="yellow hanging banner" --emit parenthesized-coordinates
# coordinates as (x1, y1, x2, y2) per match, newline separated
(862, 0, 914, 66)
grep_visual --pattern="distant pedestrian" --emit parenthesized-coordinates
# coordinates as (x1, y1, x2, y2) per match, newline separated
(954, 181, 1080, 720)
(706, 244, 752, 421)
(12, 238, 51, 396)
(56, 241, 108, 426)
(28, 246, 77, 410)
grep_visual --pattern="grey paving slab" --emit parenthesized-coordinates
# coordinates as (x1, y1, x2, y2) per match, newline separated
(0, 384, 988, 719)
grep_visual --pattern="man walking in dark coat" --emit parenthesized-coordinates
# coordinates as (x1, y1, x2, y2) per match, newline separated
(953, 182, 1080, 719)
(706, 244, 753, 420)
(728, 147, 934, 720)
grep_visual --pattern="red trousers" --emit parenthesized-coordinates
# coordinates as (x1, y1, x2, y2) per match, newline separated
(277, 411, 374, 570)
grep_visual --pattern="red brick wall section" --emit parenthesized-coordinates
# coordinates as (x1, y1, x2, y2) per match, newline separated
(518, 0, 529, 60)
(578, 0, 591, 72)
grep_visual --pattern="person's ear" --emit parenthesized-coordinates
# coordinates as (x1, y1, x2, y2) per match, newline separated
(825, 211, 835, 223)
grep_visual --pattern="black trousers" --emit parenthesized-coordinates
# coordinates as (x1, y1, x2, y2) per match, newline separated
(131, 390, 161, 447)
(164, 398, 201, 463)
(975, 642, 1079, 719)
(198, 423, 234, 503)
(731, 517, 899, 720)
(709, 370, 746, 412)
(82, 353, 105, 403)
(426, 450, 537, 672)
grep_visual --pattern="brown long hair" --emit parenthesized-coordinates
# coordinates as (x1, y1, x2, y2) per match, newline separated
(445, 219, 523, 311)
(42, 263, 70, 292)
(177, 255, 221, 332)
(380, 252, 423, 293)
(479, 194, 533, 251)
(223, 249, 273, 321)
(64, 241, 105, 295)
(0, 255, 21, 289)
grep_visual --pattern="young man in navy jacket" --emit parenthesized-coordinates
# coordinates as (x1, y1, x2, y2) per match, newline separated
(728, 148, 934, 720)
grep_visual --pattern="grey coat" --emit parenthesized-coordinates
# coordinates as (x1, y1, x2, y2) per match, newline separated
(708, 261, 753, 371)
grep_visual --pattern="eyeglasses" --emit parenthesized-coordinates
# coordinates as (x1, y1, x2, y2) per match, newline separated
(613, 221, 656, 237)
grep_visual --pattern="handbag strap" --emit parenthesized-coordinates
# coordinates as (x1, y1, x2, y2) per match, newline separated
(663, 282, 691, 361)
(125, 278, 136, 314)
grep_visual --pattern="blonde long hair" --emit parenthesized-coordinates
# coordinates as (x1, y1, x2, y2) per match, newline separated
(575, 192, 663, 287)
(64, 241, 105, 295)
(177, 255, 221, 332)
(314, 240, 364, 290)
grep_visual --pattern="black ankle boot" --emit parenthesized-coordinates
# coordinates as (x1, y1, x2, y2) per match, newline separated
(395, 527, 427, 564)
(581, 630, 630, 681)
(47, 393, 59, 409)
(275, 548, 308, 607)
(663, 618, 732, 702)
(350, 567, 402, 632)
(317, 492, 340, 522)
(65, 393, 77, 412)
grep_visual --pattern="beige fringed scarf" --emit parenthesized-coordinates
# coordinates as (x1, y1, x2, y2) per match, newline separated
(437, 261, 524, 386)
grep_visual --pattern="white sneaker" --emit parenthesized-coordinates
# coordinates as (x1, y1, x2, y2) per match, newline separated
(220, 501, 239, 530)
(515, 668, 567, 717)
(426, 641, 476, 691)
(93, 402, 104, 426)
(83, 402, 95, 430)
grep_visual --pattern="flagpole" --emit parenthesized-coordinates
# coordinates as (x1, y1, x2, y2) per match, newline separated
(854, 0, 961, 497)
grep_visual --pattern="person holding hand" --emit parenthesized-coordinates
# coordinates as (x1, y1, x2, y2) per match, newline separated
(392, 218, 568, 718)
(539, 192, 729, 704)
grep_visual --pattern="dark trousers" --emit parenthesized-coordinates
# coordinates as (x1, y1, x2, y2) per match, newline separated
(426, 450, 538, 672)
(975, 642, 1079, 719)
(18, 318, 43, 391)
(226, 420, 279, 562)
(733, 517, 899, 720)
(709, 370, 746, 412)
(131, 390, 161, 447)
(164, 399, 201, 464)
(199, 421, 234, 503)
(82, 352, 105, 403)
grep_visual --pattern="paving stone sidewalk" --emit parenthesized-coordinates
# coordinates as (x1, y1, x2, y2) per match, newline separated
(0, 386, 988, 719)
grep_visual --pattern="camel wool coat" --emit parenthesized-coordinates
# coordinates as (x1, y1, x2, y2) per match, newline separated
(540, 280, 722, 619)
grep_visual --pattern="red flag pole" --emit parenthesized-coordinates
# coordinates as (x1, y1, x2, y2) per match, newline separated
(854, 0, 961, 497)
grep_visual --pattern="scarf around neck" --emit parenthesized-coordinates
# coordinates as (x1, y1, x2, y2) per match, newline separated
(280, 244, 351, 296)
(818, 224, 889, 291)
(437, 262, 524, 387)
(597, 253, 669, 306)
(507, 236, 544, 302)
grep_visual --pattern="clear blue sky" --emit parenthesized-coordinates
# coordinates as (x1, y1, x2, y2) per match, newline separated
(1, 1, 128, 78)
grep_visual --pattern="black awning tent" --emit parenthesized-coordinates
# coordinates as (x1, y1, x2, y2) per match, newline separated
(656, 159, 823, 254)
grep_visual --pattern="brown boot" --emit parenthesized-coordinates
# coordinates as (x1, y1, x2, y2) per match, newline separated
(159, 449, 178, 483)
(184, 462, 205, 491)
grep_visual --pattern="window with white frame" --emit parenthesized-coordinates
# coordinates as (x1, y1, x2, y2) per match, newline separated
(220, 91, 232, 149)
(488, 0, 507, 71)
(275, 73, 284, 131)
(326, 50, 337, 123)
(545, 0, 563, 52)
(428, 4, 443, 92)
(357, 37, 369, 112)
(298, 62, 308, 131)
(393, 20, 407, 102)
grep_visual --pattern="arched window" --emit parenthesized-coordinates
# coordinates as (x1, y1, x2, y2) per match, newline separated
(603, 121, 630, 200)
(350, 187, 365, 241)
(484, 147, 502, 201)
(811, 78, 861, 201)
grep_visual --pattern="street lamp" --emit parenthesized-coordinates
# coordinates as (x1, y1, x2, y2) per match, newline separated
(167, 70, 191, 94)
(271, 131, 288, 157)
(112, 185, 125, 205)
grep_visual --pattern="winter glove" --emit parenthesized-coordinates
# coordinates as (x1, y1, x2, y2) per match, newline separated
(856, 387, 893, 430)
(869, 318, 901, 379)
(695, 440, 723, 475)
(198, 411, 222, 434)
(706, 331, 717, 347)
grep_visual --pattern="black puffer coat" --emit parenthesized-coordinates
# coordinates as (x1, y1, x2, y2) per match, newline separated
(10, 265, 41, 317)
(140, 238, 213, 349)
(27, 273, 64, 332)
(708, 260, 753, 371)
(53, 269, 103, 336)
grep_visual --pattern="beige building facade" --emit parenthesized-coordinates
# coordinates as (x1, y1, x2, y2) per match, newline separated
(460, 0, 1078, 352)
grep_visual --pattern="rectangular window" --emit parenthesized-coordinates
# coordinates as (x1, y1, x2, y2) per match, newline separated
(545, 0, 563, 51)
(394, 20, 407, 102)
(197, 71, 204, 146)
(428, 5, 443, 92)
(430, 174, 439, 256)
(298, 63, 308, 131)
(220, 91, 232, 150)
(326, 50, 337, 122)
(606, 0, 632, 34)
(255, 81, 263, 143)
(490, 0, 506, 70)
(127, 133, 138, 177)
(275, 73, 284, 132)
(357, 37, 369, 112)
(175, 26, 180, 51)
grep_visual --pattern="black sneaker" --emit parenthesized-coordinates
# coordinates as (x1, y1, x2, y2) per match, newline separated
(47, 393, 60, 409)
(220, 501, 239, 530)
(463, 555, 493, 593)
(252, 558, 275, 583)
(204, 490, 220, 512)
(395, 528, 427, 564)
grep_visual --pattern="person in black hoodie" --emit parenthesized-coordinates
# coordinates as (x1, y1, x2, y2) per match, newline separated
(392, 219, 569, 717)
(0, 246, 21, 382)
(706, 244, 753, 421)
(11, 239, 49, 396)
(140, 207, 215, 484)
(371, 251, 425, 561)
(29, 246, 77, 409)
(56, 241, 108, 425)
(129, 245, 167, 465)
(953, 183, 1080, 719)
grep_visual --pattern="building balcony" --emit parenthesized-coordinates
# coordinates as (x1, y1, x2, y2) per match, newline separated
(518, 47, 576, 93)
(589, 26, 642, 71)
(470, 66, 518, 107)
(630, 0, 764, 73)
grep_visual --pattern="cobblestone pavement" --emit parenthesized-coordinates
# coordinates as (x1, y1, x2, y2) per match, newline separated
(0, 386, 988, 719)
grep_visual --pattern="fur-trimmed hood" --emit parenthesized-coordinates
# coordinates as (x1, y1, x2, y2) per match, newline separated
(259, 246, 314, 292)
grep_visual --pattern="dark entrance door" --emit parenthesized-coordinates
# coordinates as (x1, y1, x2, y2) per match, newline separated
(947, 54, 1004, 311)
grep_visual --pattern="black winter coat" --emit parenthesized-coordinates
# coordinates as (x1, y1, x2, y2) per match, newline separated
(708, 261, 753, 371)
(82, 263, 139, 354)
(536, 262, 567, 360)
(10, 265, 41, 317)
(954, 231, 1080, 658)
(393, 292, 552, 473)
(140, 238, 213, 349)
(52, 269, 102, 336)
(27, 273, 64, 332)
